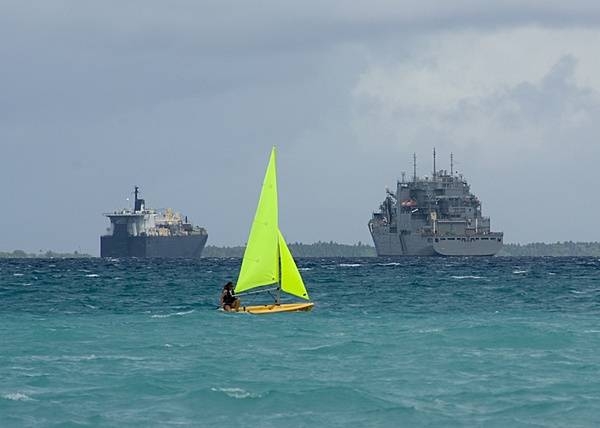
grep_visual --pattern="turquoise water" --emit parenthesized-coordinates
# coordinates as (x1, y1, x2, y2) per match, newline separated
(1, 257, 600, 427)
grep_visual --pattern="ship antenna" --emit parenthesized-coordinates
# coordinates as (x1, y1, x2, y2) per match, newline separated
(433, 147, 436, 181)
(413, 153, 417, 182)
(450, 152, 454, 176)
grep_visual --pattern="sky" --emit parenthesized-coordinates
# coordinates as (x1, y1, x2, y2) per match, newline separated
(2, 1, 600, 254)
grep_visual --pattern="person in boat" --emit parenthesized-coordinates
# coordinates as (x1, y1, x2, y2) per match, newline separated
(220, 281, 240, 311)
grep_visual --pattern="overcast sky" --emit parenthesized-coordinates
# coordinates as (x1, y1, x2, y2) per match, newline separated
(2, 1, 600, 254)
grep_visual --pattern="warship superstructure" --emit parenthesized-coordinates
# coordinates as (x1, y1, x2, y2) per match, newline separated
(101, 187, 208, 258)
(369, 150, 503, 256)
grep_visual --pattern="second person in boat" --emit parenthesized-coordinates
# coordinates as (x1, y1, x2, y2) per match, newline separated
(220, 281, 240, 312)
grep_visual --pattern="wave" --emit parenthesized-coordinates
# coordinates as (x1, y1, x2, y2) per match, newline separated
(451, 275, 483, 279)
(2, 392, 33, 401)
(24, 354, 144, 362)
(338, 263, 362, 267)
(415, 328, 443, 333)
(211, 387, 262, 399)
(151, 310, 195, 319)
(512, 270, 527, 274)
(85, 274, 100, 278)
(377, 262, 401, 266)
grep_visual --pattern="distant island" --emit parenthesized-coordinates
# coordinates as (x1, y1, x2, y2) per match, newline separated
(202, 241, 376, 258)
(497, 242, 600, 257)
(204, 241, 600, 258)
(3, 241, 600, 258)
(0, 250, 92, 259)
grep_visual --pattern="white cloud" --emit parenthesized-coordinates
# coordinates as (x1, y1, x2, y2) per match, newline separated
(352, 27, 600, 158)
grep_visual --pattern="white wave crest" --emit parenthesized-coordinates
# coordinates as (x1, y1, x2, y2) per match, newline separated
(513, 270, 527, 274)
(339, 263, 362, 267)
(3, 392, 33, 401)
(211, 387, 261, 399)
(151, 310, 195, 319)
(85, 274, 100, 278)
(451, 275, 483, 279)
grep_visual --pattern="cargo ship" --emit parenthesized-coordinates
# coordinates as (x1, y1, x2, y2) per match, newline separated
(100, 187, 208, 258)
(369, 150, 503, 256)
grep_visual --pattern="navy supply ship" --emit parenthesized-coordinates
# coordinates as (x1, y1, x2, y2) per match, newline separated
(101, 187, 208, 258)
(369, 150, 503, 256)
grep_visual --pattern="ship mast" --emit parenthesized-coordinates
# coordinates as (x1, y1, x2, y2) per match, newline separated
(413, 153, 417, 182)
(432, 147, 436, 181)
(450, 153, 454, 176)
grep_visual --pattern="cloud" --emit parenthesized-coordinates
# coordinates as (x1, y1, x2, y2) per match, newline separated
(351, 27, 600, 159)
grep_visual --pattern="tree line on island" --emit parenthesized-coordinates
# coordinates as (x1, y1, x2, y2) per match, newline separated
(204, 241, 600, 258)
(0, 250, 91, 258)
(3, 241, 600, 258)
(202, 241, 376, 258)
(496, 241, 600, 257)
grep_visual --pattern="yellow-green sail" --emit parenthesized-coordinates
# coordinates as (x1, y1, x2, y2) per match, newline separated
(235, 148, 279, 293)
(278, 230, 310, 300)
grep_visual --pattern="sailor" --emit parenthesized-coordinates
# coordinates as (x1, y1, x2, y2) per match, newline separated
(220, 282, 240, 312)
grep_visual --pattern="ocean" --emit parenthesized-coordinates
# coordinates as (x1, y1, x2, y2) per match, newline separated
(1, 257, 599, 427)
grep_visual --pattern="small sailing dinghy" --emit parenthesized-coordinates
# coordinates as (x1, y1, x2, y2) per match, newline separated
(233, 147, 313, 314)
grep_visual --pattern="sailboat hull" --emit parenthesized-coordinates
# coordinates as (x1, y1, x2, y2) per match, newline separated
(237, 302, 314, 314)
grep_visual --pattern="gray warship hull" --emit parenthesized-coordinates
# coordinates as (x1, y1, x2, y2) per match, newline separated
(370, 228, 502, 256)
(100, 234, 208, 259)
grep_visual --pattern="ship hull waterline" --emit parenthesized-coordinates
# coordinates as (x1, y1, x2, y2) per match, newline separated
(370, 227, 503, 257)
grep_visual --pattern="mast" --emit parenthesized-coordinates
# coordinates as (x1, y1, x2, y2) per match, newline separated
(450, 153, 454, 176)
(433, 147, 436, 181)
(276, 241, 281, 304)
(413, 153, 417, 182)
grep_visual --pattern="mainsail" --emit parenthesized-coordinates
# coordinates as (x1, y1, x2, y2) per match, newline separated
(235, 149, 279, 293)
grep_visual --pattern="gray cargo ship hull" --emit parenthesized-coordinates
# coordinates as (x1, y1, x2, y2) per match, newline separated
(370, 227, 502, 256)
(100, 234, 208, 258)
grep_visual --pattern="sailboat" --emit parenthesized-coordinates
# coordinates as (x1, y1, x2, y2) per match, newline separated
(233, 147, 314, 314)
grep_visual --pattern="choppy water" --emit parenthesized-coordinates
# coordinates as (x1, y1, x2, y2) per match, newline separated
(1, 257, 600, 427)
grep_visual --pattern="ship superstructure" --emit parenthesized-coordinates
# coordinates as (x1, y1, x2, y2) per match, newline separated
(100, 187, 208, 258)
(369, 150, 503, 256)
